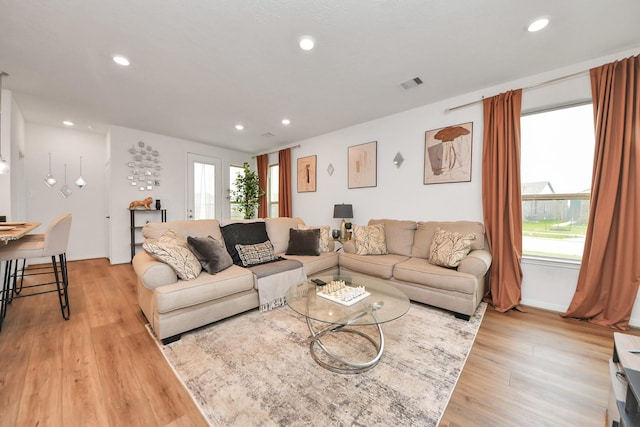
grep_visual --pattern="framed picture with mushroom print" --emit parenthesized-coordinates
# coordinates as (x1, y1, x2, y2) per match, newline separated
(424, 122, 473, 184)
(297, 155, 317, 192)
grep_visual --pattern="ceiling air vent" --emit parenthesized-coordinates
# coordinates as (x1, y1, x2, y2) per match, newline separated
(262, 132, 276, 138)
(400, 77, 423, 90)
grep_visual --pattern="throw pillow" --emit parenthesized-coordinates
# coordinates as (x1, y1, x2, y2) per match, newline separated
(428, 227, 476, 268)
(143, 229, 202, 280)
(297, 224, 331, 252)
(352, 223, 388, 255)
(235, 241, 277, 266)
(187, 235, 233, 274)
(286, 228, 320, 256)
(220, 221, 270, 266)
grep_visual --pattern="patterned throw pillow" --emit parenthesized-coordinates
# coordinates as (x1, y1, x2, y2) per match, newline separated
(297, 224, 331, 252)
(235, 241, 277, 266)
(143, 229, 202, 280)
(353, 223, 388, 255)
(428, 227, 476, 268)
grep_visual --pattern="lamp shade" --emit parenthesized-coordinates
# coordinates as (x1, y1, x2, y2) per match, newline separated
(333, 204, 353, 219)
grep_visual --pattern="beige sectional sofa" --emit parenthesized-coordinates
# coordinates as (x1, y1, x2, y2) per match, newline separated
(132, 217, 491, 343)
(132, 217, 338, 343)
(340, 219, 492, 320)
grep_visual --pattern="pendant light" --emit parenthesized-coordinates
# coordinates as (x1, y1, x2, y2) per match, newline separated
(59, 164, 72, 198)
(74, 155, 87, 188)
(44, 152, 57, 187)
(0, 72, 9, 174)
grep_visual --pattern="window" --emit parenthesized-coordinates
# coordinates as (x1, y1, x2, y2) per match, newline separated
(268, 164, 279, 217)
(520, 103, 595, 260)
(229, 165, 244, 220)
(193, 161, 216, 220)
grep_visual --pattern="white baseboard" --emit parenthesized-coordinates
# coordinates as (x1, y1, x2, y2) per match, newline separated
(521, 298, 640, 328)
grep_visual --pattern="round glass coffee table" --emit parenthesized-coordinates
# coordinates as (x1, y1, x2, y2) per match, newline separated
(286, 274, 410, 374)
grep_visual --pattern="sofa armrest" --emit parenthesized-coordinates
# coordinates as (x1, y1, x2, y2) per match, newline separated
(457, 249, 492, 277)
(132, 250, 179, 290)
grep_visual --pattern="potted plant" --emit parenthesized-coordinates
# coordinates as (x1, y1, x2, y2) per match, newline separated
(230, 162, 265, 219)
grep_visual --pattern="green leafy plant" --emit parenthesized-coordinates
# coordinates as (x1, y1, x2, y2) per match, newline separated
(230, 162, 265, 219)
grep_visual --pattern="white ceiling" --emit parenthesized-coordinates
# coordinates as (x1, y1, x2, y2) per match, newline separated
(1, 1, 639, 154)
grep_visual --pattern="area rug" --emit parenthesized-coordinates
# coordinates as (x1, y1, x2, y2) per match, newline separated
(154, 301, 486, 426)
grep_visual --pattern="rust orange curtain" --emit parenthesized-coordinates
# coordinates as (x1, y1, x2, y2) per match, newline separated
(563, 55, 640, 330)
(256, 154, 269, 218)
(482, 89, 523, 312)
(278, 148, 292, 217)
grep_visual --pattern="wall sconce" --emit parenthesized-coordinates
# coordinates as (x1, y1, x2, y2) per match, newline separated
(327, 163, 334, 176)
(393, 152, 404, 168)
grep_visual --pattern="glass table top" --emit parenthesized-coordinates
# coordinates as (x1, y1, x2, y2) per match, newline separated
(286, 274, 410, 326)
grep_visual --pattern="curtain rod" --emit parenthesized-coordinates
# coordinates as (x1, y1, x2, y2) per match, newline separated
(251, 144, 301, 158)
(446, 69, 588, 112)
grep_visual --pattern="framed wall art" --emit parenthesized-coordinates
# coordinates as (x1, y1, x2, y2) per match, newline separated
(424, 122, 473, 184)
(297, 155, 317, 192)
(348, 141, 377, 189)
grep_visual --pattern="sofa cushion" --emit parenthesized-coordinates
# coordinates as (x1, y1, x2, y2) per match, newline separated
(143, 219, 223, 241)
(235, 241, 277, 266)
(286, 228, 320, 256)
(369, 219, 417, 257)
(428, 227, 476, 268)
(393, 257, 478, 295)
(284, 252, 339, 276)
(264, 217, 305, 254)
(297, 224, 331, 253)
(339, 253, 409, 279)
(412, 221, 485, 259)
(153, 265, 255, 314)
(187, 235, 233, 274)
(221, 221, 270, 265)
(142, 229, 202, 280)
(353, 223, 388, 255)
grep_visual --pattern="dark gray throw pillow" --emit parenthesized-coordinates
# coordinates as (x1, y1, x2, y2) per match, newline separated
(220, 221, 270, 265)
(286, 228, 320, 256)
(187, 235, 233, 274)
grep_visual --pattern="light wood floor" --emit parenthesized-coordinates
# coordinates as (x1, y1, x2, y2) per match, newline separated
(0, 258, 634, 426)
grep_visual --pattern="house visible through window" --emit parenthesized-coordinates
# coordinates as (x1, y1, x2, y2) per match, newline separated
(229, 165, 244, 219)
(520, 103, 595, 260)
(268, 164, 279, 218)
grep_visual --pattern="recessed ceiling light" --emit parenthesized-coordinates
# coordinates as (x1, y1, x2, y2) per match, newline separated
(113, 55, 130, 66)
(299, 36, 315, 51)
(63, 120, 74, 126)
(281, 119, 291, 125)
(528, 17, 549, 32)
(235, 124, 244, 131)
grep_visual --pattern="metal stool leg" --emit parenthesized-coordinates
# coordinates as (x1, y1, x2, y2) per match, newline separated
(52, 255, 70, 320)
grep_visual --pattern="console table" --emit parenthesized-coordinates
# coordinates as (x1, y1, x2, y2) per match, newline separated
(608, 333, 640, 427)
(129, 209, 166, 261)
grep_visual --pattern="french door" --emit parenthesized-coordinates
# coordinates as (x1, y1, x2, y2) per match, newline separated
(186, 153, 222, 220)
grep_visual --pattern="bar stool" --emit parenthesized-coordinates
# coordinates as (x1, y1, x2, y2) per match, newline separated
(0, 214, 72, 330)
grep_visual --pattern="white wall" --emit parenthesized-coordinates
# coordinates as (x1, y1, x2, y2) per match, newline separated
(25, 123, 107, 262)
(288, 47, 640, 324)
(108, 125, 251, 264)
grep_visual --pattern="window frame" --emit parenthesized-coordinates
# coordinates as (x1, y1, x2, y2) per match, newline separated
(520, 101, 594, 261)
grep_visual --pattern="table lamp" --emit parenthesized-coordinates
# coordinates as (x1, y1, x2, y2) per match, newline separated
(333, 203, 353, 239)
